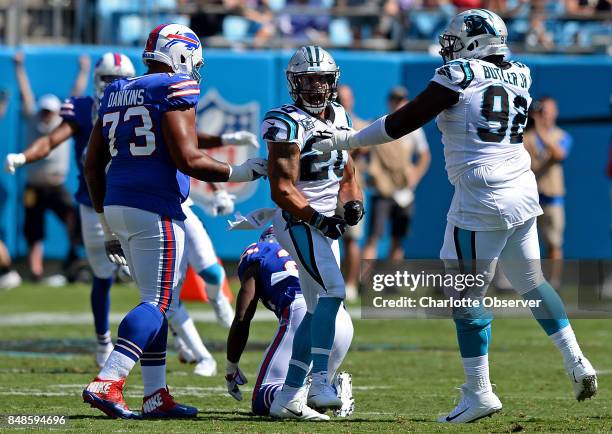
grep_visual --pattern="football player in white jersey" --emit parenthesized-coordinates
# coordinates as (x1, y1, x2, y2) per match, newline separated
(314, 9, 597, 423)
(263, 46, 364, 420)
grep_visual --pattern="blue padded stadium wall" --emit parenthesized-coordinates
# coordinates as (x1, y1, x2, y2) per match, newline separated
(0, 47, 610, 260)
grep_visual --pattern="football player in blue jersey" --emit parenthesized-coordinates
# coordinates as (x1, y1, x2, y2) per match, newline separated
(82, 23, 266, 419)
(4, 52, 258, 374)
(225, 227, 354, 418)
(5, 52, 136, 367)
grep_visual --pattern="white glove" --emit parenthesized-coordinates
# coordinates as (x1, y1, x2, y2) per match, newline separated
(5, 153, 26, 174)
(210, 189, 236, 216)
(222, 131, 260, 149)
(228, 158, 267, 182)
(312, 130, 356, 153)
(225, 361, 248, 401)
(97, 213, 127, 266)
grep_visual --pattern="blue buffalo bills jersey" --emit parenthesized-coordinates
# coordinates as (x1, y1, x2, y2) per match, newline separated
(98, 73, 200, 220)
(60, 96, 96, 207)
(237, 241, 301, 319)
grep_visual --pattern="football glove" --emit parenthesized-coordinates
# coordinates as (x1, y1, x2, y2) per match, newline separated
(225, 361, 248, 401)
(97, 213, 127, 266)
(228, 158, 267, 182)
(312, 130, 356, 153)
(343, 200, 364, 226)
(221, 131, 260, 149)
(5, 153, 26, 174)
(210, 189, 236, 216)
(309, 211, 347, 240)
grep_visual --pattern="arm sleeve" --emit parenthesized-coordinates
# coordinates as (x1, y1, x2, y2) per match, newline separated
(59, 97, 78, 123)
(431, 60, 474, 93)
(161, 74, 200, 111)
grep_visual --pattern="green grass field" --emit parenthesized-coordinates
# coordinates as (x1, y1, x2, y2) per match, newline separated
(0, 281, 610, 433)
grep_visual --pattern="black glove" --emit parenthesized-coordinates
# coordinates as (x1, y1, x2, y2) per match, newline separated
(104, 239, 127, 266)
(343, 200, 364, 226)
(309, 211, 347, 240)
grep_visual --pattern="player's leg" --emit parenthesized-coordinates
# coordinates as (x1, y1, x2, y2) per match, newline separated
(183, 203, 233, 327)
(327, 305, 355, 417)
(48, 185, 80, 271)
(281, 218, 345, 410)
(268, 212, 329, 420)
(166, 300, 217, 376)
(499, 217, 597, 401)
(83, 206, 194, 419)
(23, 185, 45, 280)
(80, 204, 116, 367)
(438, 223, 506, 423)
(252, 296, 306, 416)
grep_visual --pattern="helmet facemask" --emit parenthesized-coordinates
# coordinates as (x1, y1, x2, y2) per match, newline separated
(439, 34, 464, 64)
(289, 71, 338, 115)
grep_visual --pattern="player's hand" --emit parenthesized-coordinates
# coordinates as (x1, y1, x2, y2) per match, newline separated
(211, 189, 236, 216)
(309, 211, 347, 240)
(313, 130, 356, 153)
(4, 153, 26, 174)
(225, 362, 248, 401)
(343, 200, 364, 226)
(105, 239, 127, 266)
(228, 158, 268, 182)
(221, 131, 260, 149)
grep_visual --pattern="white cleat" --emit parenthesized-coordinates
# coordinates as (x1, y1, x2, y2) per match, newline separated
(194, 356, 218, 377)
(95, 343, 113, 368)
(332, 371, 355, 417)
(438, 385, 502, 423)
(0, 270, 22, 291)
(567, 356, 598, 401)
(210, 295, 234, 329)
(307, 372, 343, 411)
(270, 387, 330, 421)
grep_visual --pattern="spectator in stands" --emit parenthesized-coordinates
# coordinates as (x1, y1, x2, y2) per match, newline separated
(223, 0, 275, 45)
(362, 86, 430, 261)
(336, 84, 368, 300)
(524, 96, 572, 287)
(12, 52, 82, 284)
(278, 0, 330, 42)
(525, 11, 554, 50)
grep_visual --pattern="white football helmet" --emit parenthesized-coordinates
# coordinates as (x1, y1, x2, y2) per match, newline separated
(93, 52, 136, 99)
(439, 9, 508, 64)
(286, 45, 340, 115)
(142, 23, 204, 81)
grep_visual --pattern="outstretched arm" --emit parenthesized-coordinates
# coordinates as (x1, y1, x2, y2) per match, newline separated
(316, 82, 459, 152)
(71, 55, 91, 97)
(198, 131, 260, 149)
(14, 53, 36, 117)
(163, 108, 265, 182)
(24, 121, 77, 163)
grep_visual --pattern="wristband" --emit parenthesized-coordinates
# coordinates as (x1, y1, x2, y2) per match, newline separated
(97, 213, 114, 242)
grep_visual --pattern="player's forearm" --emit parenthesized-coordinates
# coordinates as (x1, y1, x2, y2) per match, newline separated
(15, 66, 35, 116)
(226, 321, 250, 364)
(197, 133, 223, 149)
(270, 179, 316, 222)
(179, 151, 232, 182)
(338, 161, 363, 204)
(23, 136, 53, 163)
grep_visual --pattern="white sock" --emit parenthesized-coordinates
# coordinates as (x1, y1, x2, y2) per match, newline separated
(141, 365, 166, 396)
(168, 304, 213, 362)
(177, 318, 213, 362)
(550, 325, 583, 368)
(463, 355, 492, 393)
(97, 331, 111, 346)
(99, 351, 135, 380)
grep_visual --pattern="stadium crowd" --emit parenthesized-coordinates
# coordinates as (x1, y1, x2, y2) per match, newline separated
(2, 0, 610, 52)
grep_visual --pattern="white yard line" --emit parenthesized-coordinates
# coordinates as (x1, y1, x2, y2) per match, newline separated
(0, 308, 364, 326)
